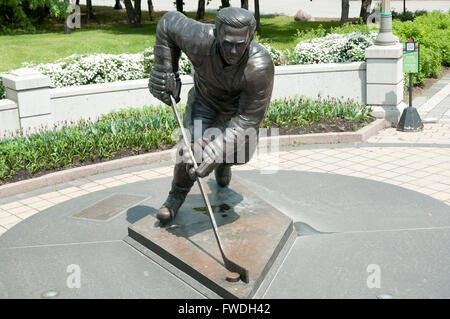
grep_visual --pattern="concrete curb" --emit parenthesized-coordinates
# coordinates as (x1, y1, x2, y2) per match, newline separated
(0, 119, 387, 199)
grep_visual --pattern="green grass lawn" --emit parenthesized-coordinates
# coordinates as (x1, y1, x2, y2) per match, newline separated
(0, 6, 340, 72)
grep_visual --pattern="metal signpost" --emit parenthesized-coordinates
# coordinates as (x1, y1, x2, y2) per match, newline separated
(397, 38, 423, 131)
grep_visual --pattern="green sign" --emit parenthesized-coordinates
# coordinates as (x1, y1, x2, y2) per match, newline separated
(403, 39, 419, 73)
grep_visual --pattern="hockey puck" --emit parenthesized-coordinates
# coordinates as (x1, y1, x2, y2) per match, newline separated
(226, 272, 241, 283)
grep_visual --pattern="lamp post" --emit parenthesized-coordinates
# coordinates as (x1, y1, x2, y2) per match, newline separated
(375, 0, 398, 46)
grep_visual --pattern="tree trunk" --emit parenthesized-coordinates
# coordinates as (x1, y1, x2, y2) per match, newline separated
(114, 0, 122, 10)
(176, 0, 183, 12)
(64, 0, 71, 34)
(241, 0, 249, 10)
(124, 0, 142, 27)
(340, 0, 349, 26)
(221, 0, 230, 8)
(254, 0, 261, 35)
(148, 0, 154, 20)
(86, 0, 94, 24)
(359, 0, 372, 23)
(196, 0, 205, 20)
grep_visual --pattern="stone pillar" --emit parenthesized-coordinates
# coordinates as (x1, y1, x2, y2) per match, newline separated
(2, 68, 52, 133)
(365, 44, 406, 126)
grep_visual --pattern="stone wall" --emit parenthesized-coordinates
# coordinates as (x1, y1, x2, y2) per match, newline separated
(0, 62, 367, 136)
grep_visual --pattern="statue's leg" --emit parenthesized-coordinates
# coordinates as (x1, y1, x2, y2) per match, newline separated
(157, 88, 217, 223)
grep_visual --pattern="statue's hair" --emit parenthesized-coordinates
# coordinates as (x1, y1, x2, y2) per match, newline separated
(215, 7, 256, 34)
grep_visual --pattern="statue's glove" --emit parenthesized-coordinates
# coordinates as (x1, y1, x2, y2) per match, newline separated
(177, 137, 213, 181)
(196, 137, 224, 178)
(149, 66, 181, 105)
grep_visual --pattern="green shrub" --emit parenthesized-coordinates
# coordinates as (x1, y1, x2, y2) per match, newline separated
(392, 9, 428, 22)
(393, 11, 449, 88)
(0, 79, 5, 100)
(0, 96, 372, 181)
(0, 0, 69, 32)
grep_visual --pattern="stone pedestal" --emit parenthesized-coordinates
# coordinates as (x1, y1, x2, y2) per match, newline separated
(126, 179, 295, 299)
(365, 43, 406, 127)
(2, 68, 51, 132)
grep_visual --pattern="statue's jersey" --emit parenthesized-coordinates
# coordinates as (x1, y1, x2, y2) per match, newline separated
(155, 11, 274, 131)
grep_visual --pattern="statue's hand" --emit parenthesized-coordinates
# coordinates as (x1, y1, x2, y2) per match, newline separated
(149, 67, 181, 105)
(177, 138, 212, 181)
(195, 138, 224, 178)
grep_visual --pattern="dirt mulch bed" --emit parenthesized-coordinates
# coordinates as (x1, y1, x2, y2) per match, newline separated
(0, 117, 376, 186)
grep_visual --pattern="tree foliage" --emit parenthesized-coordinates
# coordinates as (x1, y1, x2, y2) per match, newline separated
(0, 0, 69, 32)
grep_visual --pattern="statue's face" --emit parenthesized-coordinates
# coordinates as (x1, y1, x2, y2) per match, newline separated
(217, 25, 251, 65)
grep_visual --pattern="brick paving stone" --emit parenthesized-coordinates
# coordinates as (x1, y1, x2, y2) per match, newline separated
(383, 180, 403, 186)
(121, 176, 146, 183)
(58, 186, 82, 195)
(376, 163, 399, 171)
(0, 201, 23, 210)
(391, 175, 417, 183)
(362, 167, 385, 175)
(332, 152, 354, 160)
(66, 190, 90, 198)
(0, 210, 11, 219)
(423, 174, 449, 183)
(152, 166, 174, 175)
(318, 156, 340, 164)
(332, 168, 355, 175)
(423, 166, 444, 174)
(406, 162, 430, 170)
(377, 171, 401, 179)
(307, 153, 329, 161)
(0, 215, 21, 227)
(112, 173, 134, 180)
(32, 202, 55, 211)
(79, 182, 102, 190)
(103, 180, 127, 188)
(16, 209, 39, 220)
(28, 200, 54, 210)
(38, 192, 63, 200)
(8, 205, 31, 215)
(319, 164, 341, 172)
(291, 157, 314, 164)
(137, 172, 164, 180)
(427, 183, 450, 192)
(390, 167, 416, 175)
(94, 177, 117, 185)
(47, 195, 72, 204)
(279, 161, 299, 169)
(366, 176, 387, 182)
(18, 196, 43, 206)
(361, 159, 383, 166)
(348, 172, 371, 179)
(407, 170, 431, 178)
(0, 226, 6, 236)
(349, 163, 371, 172)
(431, 192, 450, 201)
(3, 219, 21, 229)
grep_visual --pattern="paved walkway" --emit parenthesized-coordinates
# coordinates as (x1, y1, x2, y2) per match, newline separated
(0, 74, 449, 236)
(1, 73, 450, 298)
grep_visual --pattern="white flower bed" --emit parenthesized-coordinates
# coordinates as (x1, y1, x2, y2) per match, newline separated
(292, 31, 377, 64)
(20, 49, 192, 89)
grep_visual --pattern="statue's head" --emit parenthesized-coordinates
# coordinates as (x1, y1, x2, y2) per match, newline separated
(215, 7, 256, 65)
